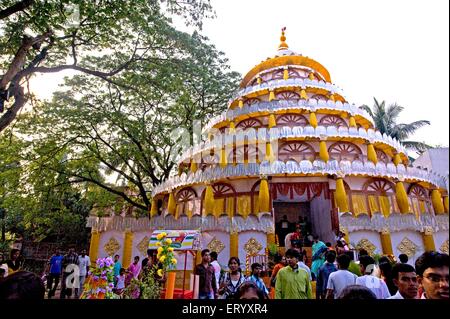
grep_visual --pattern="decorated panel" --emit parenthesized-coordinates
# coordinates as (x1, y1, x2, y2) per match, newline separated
(200, 231, 230, 268)
(348, 231, 382, 256)
(391, 231, 425, 266)
(98, 230, 125, 261)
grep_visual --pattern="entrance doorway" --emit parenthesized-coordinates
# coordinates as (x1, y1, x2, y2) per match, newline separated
(274, 202, 311, 247)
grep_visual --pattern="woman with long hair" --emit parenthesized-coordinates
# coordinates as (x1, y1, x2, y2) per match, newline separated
(218, 257, 246, 299)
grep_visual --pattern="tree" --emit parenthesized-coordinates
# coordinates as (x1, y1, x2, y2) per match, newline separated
(13, 29, 239, 213)
(360, 98, 431, 153)
(0, 0, 213, 132)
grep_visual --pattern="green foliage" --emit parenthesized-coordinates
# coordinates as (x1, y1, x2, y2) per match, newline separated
(267, 243, 278, 256)
(360, 98, 431, 153)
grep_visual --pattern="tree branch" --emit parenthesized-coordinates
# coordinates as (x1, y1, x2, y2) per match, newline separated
(0, 0, 34, 20)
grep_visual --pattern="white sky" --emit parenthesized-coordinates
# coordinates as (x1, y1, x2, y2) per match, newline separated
(31, 0, 449, 146)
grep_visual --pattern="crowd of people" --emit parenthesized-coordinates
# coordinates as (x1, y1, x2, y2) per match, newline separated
(0, 236, 448, 300)
(192, 235, 449, 300)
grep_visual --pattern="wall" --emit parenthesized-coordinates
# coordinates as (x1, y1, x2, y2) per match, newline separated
(349, 230, 383, 256)
(434, 230, 449, 254)
(200, 230, 230, 268)
(98, 231, 125, 261)
(237, 231, 267, 272)
(390, 231, 425, 266)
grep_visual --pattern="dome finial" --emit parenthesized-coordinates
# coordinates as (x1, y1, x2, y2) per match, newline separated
(278, 27, 289, 50)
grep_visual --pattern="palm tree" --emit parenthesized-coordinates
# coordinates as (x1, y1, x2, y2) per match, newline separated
(360, 98, 431, 153)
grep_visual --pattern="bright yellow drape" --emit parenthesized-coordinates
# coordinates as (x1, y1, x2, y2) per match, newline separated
(258, 178, 270, 213)
(167, 192, 176, 216)
(367, 144, 378, 164)
(319, 141, 329, 162)
(351, 194, 368, 217)
(309, 112, 317, 128)
(395, 181, 410, 214)
(253, 195, 260, 215)
(237, 195, 251, 218)
(431, 189, 445, 215)
(335, 178, 349, 212)
(349, 116, 357, 128)
(268, 114, 276, 128)
(379, 196, 391, 217)
(213, 198, 225, 218)
(368, 195, 380, 214)
(150, 198, 158, 217)
(204, 185, 215, 216)
(226, 197, 235, 218)
(444, 196, 449, 213)
(419, 200, 427, 213)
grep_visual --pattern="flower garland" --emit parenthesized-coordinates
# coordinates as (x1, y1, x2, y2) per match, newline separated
(80, 257, 118, 299)
(155, 232, 178, 277)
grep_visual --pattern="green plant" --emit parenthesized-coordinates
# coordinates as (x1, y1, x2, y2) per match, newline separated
(139, 267, 162, 299)
(267, 243, 278, 257)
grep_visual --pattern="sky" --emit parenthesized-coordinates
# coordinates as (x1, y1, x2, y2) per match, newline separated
(31, 0, 449, 147)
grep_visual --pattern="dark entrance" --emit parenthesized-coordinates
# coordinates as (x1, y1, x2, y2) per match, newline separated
(274, 202, 312, 247)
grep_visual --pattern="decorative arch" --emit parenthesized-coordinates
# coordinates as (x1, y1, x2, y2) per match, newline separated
(363, 178, 395, 195)
(236, 118, 263, 129)
(176, 187, 198, 202)
(278, 141, 316, 161)
(408, 184, 429, 199)
(244, 98, 260, 106)
(201, 153, 219, 170)
(376, 149, 390, 164)
(212, 183, 236, 198)
(200, 182, 237, 217)
(232, 145, 262, 164)
(318, 115, 348, 128)
(311, 94, 328, 100)
(328, 142, 362, 161)
(275, 91, 300, 101)
(271, 69, 284, 80)
(276, 113, 309, 127)
(407, 184, 431, 215)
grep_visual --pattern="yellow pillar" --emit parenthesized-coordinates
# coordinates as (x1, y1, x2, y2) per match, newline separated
(431, 189, 445, 215)
(422, 227, 436, 252)
(380, 229, 394, 255)
(89, 230, 100, 262)
(195, 250, 202, 265)
(230, 231, 239, 258)
(123, 230, 134, 268)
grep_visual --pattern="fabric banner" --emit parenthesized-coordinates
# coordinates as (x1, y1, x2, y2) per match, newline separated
(148, 230, 200, 250)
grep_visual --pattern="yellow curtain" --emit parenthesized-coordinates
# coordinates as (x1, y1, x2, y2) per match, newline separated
(226, 197, 235, 218)
(391, 195, 400, 213)
(419, 200, 427, 213)
(351, 194, 368, 217)
(410, 198, 420, 220)
(213, 198, 225, 218)
(237, 195, 251, 219)
(368, 195, 380, 214)
(253, 194, 260, 215)
(379, 196, 391, 218)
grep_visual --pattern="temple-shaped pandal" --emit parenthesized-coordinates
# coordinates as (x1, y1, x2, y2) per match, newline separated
(88, 29, 449, 271)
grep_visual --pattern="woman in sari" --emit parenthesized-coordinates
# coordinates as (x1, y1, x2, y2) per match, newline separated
(311, 236, 327, 279)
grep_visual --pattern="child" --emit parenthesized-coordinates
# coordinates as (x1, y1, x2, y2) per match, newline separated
(114, 268, 126, 296)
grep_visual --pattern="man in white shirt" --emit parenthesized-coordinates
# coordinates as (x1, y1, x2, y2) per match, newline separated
(388, 263, 418, 299)
(75, 249, 91, 298)
(210, 251, 221, 289)
(298, 251, 312, 280)
(326, 254, 357, 299)
(356, 255, 391, 299)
